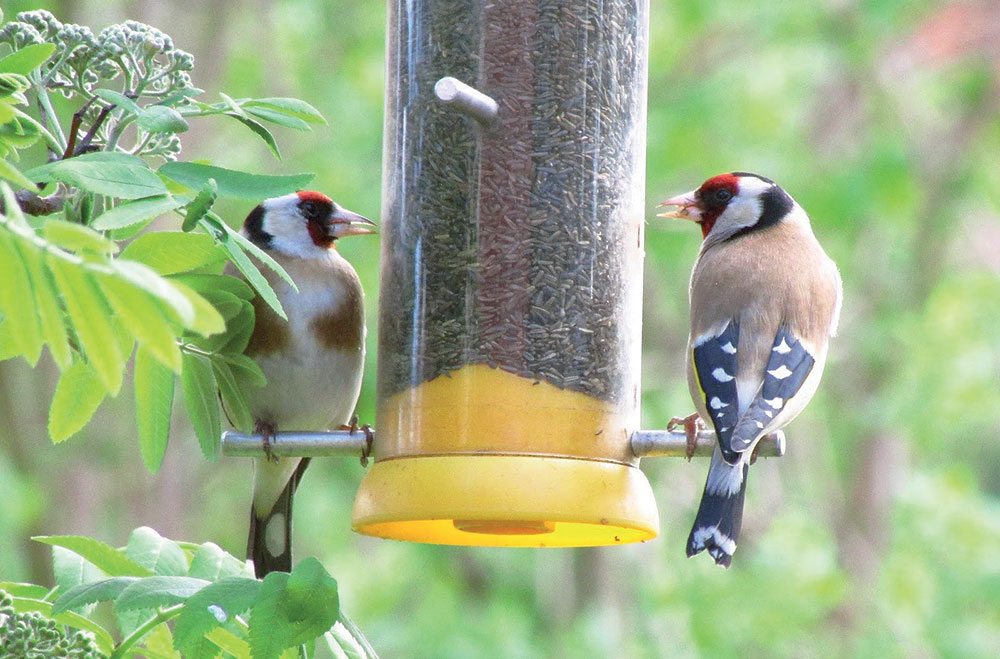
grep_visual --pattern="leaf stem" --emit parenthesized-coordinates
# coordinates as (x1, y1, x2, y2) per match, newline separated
(109, 603, 185, 659)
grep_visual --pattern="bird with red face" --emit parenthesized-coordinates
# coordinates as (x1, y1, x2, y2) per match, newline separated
(235, 190, 374, 578)
(658, 172, 842, 567)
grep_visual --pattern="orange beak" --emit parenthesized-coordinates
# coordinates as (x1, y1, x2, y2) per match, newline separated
(656, 190, 701, 221)
(329, 207, 377, 238)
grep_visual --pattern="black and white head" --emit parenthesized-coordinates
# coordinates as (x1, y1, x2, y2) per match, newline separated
(242, 191, 375, 259)
(658, 172, 804, 247)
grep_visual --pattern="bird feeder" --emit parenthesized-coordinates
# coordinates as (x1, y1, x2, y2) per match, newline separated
(351, 0, 657, 546)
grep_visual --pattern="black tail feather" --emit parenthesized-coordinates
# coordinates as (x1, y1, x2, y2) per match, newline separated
(248, 458, 310, 578)
(686, 459, 750, 568)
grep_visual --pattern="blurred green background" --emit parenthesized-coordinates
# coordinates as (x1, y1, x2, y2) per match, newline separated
(2, 0, 999, 657)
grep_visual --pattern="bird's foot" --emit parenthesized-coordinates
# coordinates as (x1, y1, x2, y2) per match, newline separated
(668, 412, 704, 461)
(255, 420, 279, 463)
(340, 415, 375, 467)
(749, 433, 776, 465)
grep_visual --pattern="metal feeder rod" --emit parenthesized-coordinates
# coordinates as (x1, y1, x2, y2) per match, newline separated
(433, 76, 499, 126)
(222, 430, 369, 458)
(222, 428, 785, 459)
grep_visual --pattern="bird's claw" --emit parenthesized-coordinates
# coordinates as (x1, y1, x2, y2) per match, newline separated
(255, 421, 279, 463)
(340, 416, 374, 467)
(668, 412, 703, 461)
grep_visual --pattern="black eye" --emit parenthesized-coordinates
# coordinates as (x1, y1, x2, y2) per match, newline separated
(301, 200, 321, 219)
(713, 188, 733, 204)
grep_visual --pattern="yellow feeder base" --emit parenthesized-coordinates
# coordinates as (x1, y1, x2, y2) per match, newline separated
(351, 454, 659, 547)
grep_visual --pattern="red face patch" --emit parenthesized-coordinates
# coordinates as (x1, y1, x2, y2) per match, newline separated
(695, 173, 740, 239)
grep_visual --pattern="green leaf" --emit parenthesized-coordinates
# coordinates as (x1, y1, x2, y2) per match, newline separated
(230, 115, 281, 159)
(51, 577, 139, 614)
(43, 218, 118, 254)
(0, 72, 30, 96)
(47, 159, 167, 199)
(26, 151, 142, 182)
(134, 344, 175, 473)
(0, 229, 44, 365)
(180, 351, 222, 461)
(0, 156, 38, 189)
(126, 527, 190, 576)
(220, 301, 255, 354)
(212, 359, 253, 433)
(249, 559, 340, 659)
(225, 353, 267, 388)
(0, 43, 57, 75)
(205, 628, 251, 658)
(33, 535, 154, 577)
(218, 91, 248, 119)
(245, 98, 327, 125)
(244, 106, 311, 131)
(91, 194, 183, 230)
(115, 576, 210, 611)
(169, 278, 226, 337)
(181, 178, 218, 232)
(48, 256, 124, 394)
(174, 577, 260, 657)
(138, 104, 190, 133)
(12, 237, 71, 368)
(159, 161, 313, 200)
(99, 274, 182, 371)
(187, 542, 251, 581)
(121, 230, 227, 275)
(52, 544, 107, 598)
(92, 88, 142, 116)
(48, 361, 106, 443)
(223, 221, 297, 291)
(171, 273, 254, 300)
(110, 259, 198, 328)
(217, 225, 289, 319)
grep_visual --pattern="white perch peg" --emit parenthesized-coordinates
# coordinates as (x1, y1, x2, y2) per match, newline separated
(434, 76, 499, 126)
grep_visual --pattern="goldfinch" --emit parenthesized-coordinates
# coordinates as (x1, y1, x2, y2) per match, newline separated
(236, 191, 374, 577)
(658, 172, 842, 567)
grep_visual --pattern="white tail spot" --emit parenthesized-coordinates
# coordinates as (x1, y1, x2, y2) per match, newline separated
(712, 368, 734, 382)
(773, 338, 792, 354)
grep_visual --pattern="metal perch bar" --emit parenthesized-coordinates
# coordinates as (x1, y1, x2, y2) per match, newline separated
(434, 76, 499, 125)
(630, 429, 785, 459)
(222, 430, 370, 458)
(222, 428, 785, 459)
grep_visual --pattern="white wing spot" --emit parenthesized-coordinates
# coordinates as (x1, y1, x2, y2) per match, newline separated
(721, 342, 737, 354)
(755, 420, 765, 429)
(718, 426, 729, 433)
(764, 410, 773, 418)
(764, 396, 783, 408)
(709, 396, 728, 409)
(773, 338, 792, 354)
(712, 368, 734, 382)
(768, 365, 793, 379)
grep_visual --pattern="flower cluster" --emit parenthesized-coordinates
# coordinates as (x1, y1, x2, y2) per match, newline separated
(0, 591, 102, 659)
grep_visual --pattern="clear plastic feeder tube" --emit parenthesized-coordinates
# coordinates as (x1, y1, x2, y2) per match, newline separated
(353, 0, 655, 547)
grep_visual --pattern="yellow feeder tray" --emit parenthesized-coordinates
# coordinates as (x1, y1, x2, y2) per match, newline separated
(351, 365, 659, 547)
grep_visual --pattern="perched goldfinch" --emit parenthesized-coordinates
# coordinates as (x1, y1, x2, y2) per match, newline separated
(658, 172, 842, 567)
(236, 191, 374, 577)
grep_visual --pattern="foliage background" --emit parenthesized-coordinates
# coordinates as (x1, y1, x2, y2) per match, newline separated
(1, 0, 999, 657)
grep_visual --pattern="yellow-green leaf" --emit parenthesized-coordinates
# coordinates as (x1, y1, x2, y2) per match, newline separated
(48, 257, 124, 395)
(212, 360, 253, 433)
(0, 229, 43, 365)
(135, 344, 175, 473)
(99, 274, 182, 372)
(181, 352, 221, 461)
(49, 361, 106, 442)
(13, 237, 71, 368)
(120, 231, 227, 275)
(43, 218, 118, 254)
(169, 279, 226, 337)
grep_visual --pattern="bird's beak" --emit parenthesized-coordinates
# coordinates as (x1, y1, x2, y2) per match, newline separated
(328, 207, 377, 238)
(657, 189, 701, 221)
